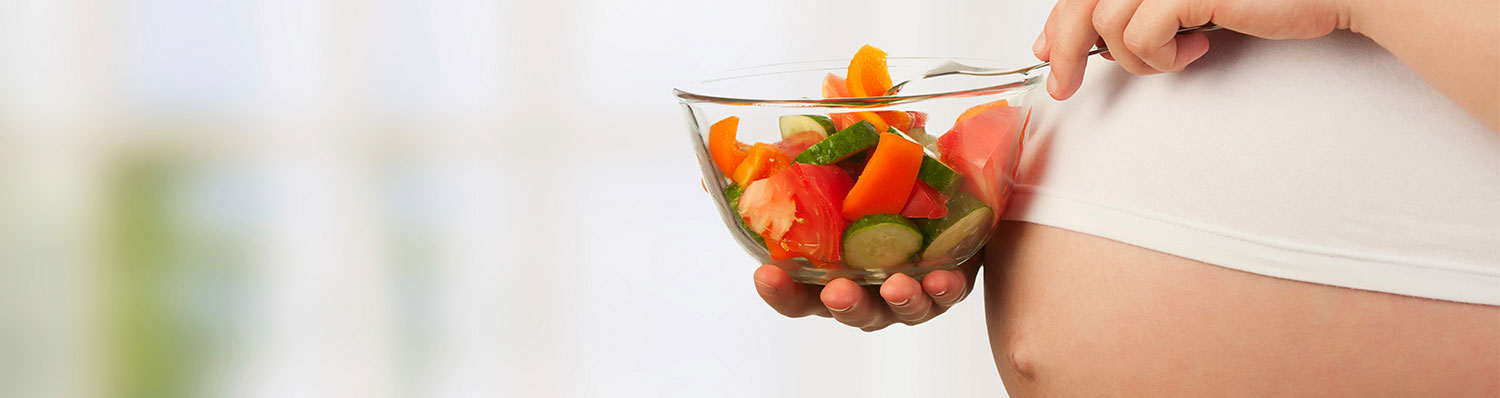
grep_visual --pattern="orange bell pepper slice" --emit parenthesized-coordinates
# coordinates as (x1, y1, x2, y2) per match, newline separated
(956, 99, 1009, 124)
(846, 45, 893, 98)
(841, 133, 924, 220)
(854, 111, 890, 132)
(879, 110, 912, 132)
(708, 116, 750, 176)
(843, 46, 909, 131)
(731, 143, 791, 187)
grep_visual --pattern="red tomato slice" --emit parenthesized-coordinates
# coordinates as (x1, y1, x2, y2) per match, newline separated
(774, 131, 823, 159)
(741, 164, 854, 264)
(764, 237, 796, 260)
(738, 178, 797, 241)
(834, 156, 866, 180)
(908, 111, 928, 131)
(899, 181, 950, 219)
(937, 105, 1023, 212)
(830, 113, 860, 131)
(822, 73, 850, 98)
(822, 74, 863, 133)
(768, 164, 853, 264)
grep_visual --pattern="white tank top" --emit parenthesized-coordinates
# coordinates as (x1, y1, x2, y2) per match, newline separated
(1004, 30, 1500, 305)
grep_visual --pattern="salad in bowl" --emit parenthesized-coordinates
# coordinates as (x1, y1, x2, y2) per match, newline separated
(676, 45, 1041, 284)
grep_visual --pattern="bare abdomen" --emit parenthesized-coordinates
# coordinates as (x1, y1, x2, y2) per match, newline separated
(983, 221, 1500, 397)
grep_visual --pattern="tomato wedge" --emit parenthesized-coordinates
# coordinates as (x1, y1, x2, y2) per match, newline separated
(781, 164, 854, 263)
(822, 73, 866, 132)
(764, 237, 796, 260)
(831, 113, 861, 131)
(899, 181, 951, 219)
(822, 73, 850, 98)
(937, 104, 1024, 213)
(745, 164, 854, 264)
(908, 111, 928, 131)
(774, 131, 822, 159)
(956, 99, 1009, 124)
(738, 178, 797, 241)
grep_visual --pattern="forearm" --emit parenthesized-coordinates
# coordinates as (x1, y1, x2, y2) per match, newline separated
(1350, 0, 1499, 131)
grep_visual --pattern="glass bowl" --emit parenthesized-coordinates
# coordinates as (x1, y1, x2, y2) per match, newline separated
(675, 57, 1043, 285)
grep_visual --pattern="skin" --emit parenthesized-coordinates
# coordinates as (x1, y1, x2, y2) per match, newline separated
(985, 222, 1500, 397)
(752, 257, 978, 332)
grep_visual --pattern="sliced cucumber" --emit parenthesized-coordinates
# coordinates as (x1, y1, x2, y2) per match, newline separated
(904, 127, 939, 151)
(843, 214, 923, 270)
(779, 115, 836, 139)
(724, 183, 765, 246)
(891, 126, 938, 154)
(890, 127, 962, 194)
(793, 121, 880, 165)
(917, 156, 962, 194)
(914, 195, 993, 260)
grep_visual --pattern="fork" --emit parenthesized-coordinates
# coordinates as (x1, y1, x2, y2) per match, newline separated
(884, 24, 1223, 96)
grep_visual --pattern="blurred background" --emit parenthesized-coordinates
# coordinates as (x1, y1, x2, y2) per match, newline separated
(0, 0, 1051, 396)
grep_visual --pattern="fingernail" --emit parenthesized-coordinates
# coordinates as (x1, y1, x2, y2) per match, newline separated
(830, 301, 854, 313)
(1046, 73, 1058, 97)
(933, 288, 949, 298)
(888, 297, 909, 307)
(754, 279, 776, 295)
(1032, 33, 1046, 57)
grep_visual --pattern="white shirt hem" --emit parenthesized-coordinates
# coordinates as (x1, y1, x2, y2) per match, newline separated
(1001, 185, 1500, 306)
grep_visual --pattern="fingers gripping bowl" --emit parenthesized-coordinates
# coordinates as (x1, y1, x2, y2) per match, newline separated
(676, 46, 1043, 285)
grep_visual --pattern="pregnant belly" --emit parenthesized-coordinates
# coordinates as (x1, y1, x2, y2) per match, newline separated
(981, 221, 1499, 397)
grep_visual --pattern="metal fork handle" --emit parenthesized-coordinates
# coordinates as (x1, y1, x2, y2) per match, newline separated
(959, 24, 1224, 77)
(884, 24, 1223, 96)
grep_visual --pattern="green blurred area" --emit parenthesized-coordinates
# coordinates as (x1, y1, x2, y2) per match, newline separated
(107, 152, 195, 398)
(104, 149, 246, 398)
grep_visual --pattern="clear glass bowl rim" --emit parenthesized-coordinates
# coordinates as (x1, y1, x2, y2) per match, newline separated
(673, 57, 1044, 108)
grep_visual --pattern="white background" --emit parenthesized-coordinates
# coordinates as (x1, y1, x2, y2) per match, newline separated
(0, 0, 1052, 396)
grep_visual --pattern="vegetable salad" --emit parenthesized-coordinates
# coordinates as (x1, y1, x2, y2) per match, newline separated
(710, 45, 1025, 271)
